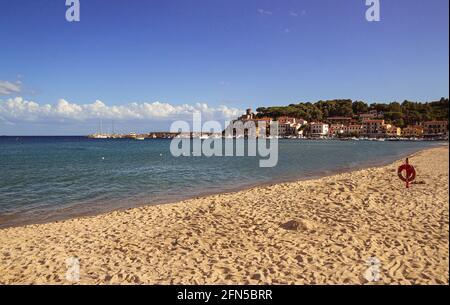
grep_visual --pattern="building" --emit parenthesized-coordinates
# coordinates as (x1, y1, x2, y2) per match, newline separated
(254, 117, 273, 137)
(381, 124, 402, 138)
(402, 125, 424, 138)
(310, 123, 329, 138)
(278, 117, 296, 136)
(359, 110, 384, 121)
(362, 120, 401, 138)
(277, 117, 307, 137)
(277, 116, 307, 126)
(278, 123, 288, 137)
(280, 123, 303, 137)
(328, 124, 345, 137)
(344, 124, 364, 136)
(239, 108, 256, 120)
(277, 116, 296, 125)
(226, 109, 274, 138)
(390, 126, 402, 137)
(279, 123, 301, 137)
(362, 120, 385, 137)
(423, 121, 448, 138)
(297, 118, 307, 126)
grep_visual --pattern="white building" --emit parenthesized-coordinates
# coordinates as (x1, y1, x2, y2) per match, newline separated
(277, 117, 307, 137)
(310, 123, 329, 138)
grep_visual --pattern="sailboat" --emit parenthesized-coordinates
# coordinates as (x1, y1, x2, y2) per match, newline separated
(88, 120, 109, 139)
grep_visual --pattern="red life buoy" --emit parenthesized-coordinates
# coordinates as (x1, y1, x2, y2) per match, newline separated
(398, 158, 416, 188)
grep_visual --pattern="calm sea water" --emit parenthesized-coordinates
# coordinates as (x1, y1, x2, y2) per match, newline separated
(0, 137, 440, 228)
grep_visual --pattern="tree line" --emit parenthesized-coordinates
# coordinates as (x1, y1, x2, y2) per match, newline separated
(255, 98, 449, 128)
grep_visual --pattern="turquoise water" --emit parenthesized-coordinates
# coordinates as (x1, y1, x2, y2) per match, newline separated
(0, 137, 440, 228)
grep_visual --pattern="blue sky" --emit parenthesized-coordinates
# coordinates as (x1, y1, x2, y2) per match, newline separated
(0, 0, 448, 135)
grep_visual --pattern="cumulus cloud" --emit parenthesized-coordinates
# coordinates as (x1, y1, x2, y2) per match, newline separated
(0, 97, 243, 124)
(0, 81, 22, 96)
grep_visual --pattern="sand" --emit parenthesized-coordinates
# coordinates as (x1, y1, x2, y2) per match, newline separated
(0, 146, 448, 285)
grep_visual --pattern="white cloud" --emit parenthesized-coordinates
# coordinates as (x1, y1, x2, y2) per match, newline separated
(257, 9, 273, 16)
(0, 81, 22, 96)
(0, 97, 243, 124)
(290, 10, 306, 17)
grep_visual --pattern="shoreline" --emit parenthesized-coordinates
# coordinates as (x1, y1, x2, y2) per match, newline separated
(0, 144, 443, 230)
(0, 145, 448, 284)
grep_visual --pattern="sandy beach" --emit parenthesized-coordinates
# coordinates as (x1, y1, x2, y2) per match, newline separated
(0, 145, 448, 285)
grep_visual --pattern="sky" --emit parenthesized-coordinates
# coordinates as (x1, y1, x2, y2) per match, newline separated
(0, 0, 448, 135)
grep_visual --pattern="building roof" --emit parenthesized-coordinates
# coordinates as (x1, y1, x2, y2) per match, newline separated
(363, 120, 385, 123)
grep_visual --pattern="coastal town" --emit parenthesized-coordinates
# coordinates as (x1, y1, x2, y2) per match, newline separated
(224, 108, 449, 140)
(88, 107, 449, 141)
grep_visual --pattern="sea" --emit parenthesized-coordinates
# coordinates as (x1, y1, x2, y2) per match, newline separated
(0, 136, 441, 228)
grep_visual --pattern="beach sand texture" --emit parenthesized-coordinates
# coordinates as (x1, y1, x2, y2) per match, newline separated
(0, 146, 448, 285)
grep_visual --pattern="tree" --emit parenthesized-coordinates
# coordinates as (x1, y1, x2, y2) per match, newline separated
(389, 102, 402, 113)
(251, 98, 449, 124)
(353, 101, 369, 114)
